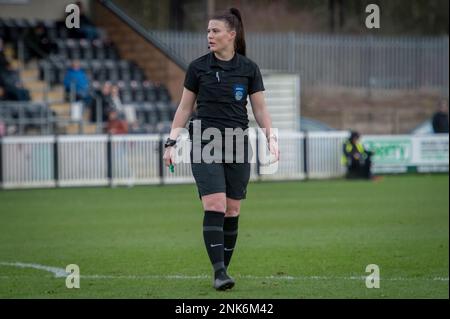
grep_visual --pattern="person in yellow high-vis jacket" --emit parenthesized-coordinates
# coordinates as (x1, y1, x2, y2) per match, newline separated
(342, 131, 374, 179)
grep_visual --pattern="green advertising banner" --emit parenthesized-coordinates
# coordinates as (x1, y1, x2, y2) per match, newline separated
(363, 137, 412, 165)
(362, 135, 449, 173)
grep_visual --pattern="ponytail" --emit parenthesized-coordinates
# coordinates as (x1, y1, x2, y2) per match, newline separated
(229, 8, 246, 56)
(212, 8, 247, 56)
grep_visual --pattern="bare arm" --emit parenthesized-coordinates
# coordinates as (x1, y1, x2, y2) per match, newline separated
(250, 91, 279, 161)
(163, 88, 196, 167)
(168, 88, 197, 140)
(249, 91, 275, 140)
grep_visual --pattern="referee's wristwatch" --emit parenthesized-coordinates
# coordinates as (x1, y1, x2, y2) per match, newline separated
(164, 138, 177, 148)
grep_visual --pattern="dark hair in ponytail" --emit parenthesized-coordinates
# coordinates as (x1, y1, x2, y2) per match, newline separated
(211, 8, 246, 56)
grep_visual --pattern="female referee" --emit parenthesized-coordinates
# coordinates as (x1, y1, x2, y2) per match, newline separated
(163, 8, 279, 291)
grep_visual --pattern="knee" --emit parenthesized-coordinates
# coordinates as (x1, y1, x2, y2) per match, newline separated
(225, 206, 240, 217)
(202, 193, 226, 212)
(204, 204, 226, 212)
(203, 200, 226, 213)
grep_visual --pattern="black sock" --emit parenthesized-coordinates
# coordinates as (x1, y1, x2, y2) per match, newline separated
(203, 210, 225, 277)
(224, 216, 239, 268)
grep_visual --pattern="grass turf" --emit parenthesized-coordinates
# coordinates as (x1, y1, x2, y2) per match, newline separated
(0, 174, 448, 298)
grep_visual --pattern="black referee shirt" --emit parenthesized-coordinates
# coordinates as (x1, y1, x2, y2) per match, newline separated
(184, 51, 265, 133)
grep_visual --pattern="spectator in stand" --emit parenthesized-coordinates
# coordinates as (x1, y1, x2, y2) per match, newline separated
(0, 62, 31, 101)
(0, 38, 9, 71)
(0, 85, 6, 101)
(110, 85, 124, 113)
(89, 82, 115, 123)
(63, 60, 90, 105)
(432, 99, 449, 134)
(101, 82, 115, 118)
(107, 109, 128, 135)
(22, 22, 53, 62)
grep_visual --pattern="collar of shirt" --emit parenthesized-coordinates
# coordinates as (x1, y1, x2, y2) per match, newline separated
(207, 51, 240, 71)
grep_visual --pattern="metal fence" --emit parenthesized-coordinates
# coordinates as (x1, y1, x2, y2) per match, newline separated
(0, 130, 344, 189)
(1, 131, 448, 189)
(57, 135, 109, 187)
(150, 30, 449, 94)
(1, 136, 55, 189)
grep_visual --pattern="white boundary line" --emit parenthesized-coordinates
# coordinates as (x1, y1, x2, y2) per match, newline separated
(0, 262, 448, 282)
(0, 262, 68, 278)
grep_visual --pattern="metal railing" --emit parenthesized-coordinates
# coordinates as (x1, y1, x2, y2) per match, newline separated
(0, 101, 54, 135)
(150, 30, 449, 95)
(1, 131, 448, 189)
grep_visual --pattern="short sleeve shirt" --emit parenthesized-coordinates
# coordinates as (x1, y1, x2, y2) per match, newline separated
(184, 52, 265, 132)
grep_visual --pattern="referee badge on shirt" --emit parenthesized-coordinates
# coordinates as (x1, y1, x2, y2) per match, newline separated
(233, 84, 246, 101)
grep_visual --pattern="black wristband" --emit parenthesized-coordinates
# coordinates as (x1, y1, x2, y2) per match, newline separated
(164, 138, 177, 148)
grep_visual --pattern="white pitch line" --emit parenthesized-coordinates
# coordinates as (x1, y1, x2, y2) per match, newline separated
(0, 262, 448, 282)
(0, 261, 68, 278)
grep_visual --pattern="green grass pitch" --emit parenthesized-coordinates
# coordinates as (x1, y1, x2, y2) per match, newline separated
(0, 174, 448, 298)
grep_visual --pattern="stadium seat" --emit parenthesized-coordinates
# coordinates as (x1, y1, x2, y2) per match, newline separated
(2, 16, 175, 135)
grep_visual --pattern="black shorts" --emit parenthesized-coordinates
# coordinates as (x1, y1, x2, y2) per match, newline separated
(191, 161, 251, 200)
(190, 140, 252, 200)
